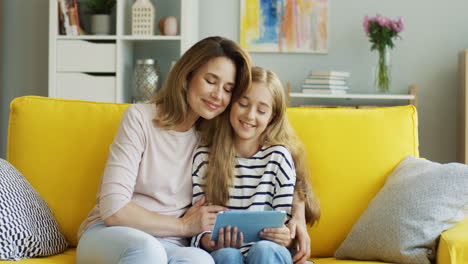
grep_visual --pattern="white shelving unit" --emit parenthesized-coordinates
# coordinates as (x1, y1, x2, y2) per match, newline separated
(48, 0, 198, 103)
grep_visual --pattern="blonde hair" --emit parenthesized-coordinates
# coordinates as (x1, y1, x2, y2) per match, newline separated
(200, 66, 321, 224)
(151, 36, 252, 129)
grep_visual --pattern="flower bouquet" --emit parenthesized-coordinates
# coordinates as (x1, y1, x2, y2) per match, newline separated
(363, 14, 404, 92)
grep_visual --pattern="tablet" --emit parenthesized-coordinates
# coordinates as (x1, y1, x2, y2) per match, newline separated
(211, 211, 286, 243)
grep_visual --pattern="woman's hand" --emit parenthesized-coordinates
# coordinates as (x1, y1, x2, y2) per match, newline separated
(288, 217, 311, 264)
(180, 196, 226, 236)
(200, 226, 244, 252)
(259, 225, 292, 247)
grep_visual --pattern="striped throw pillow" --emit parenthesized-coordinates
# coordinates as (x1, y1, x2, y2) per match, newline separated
(0, 159, 68, 260)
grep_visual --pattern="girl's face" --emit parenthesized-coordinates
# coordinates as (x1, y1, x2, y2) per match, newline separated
(187, 56, 236, 120)
(229, 82, 274, 145)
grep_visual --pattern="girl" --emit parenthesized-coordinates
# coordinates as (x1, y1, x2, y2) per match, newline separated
(192, 67, 320, 264)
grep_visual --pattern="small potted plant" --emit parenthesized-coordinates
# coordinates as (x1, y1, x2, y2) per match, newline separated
(87, 0, 116, 35)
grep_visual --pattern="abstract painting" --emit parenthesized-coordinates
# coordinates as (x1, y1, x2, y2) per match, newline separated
(240, 0, 328, 53)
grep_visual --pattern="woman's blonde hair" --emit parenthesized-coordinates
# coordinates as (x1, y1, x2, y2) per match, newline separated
(151, 36, 252, 129)
(200, 66, 321, 224)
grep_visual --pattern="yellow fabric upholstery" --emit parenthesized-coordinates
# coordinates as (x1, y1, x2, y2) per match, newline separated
(286, 106, 419, 257)
(6, 97, 467, 264)
(0, 249, 75, 264)
(437, 218, 468, 264)
(7, 96, 129, 246)
(310, 258, 394, 264)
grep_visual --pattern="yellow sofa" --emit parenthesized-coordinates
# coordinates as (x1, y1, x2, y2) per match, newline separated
(5, 96, 468, 264)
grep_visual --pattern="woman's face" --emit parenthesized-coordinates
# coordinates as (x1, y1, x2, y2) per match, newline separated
(187, 56, 236, 120)
(229, 82, 274, 145)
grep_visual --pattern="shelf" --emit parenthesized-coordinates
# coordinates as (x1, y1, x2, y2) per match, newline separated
(57, 35, 118, 40)
(289, 93, 415, 100)
(120, 35, 181, 41)
(57, 35, 181, 41)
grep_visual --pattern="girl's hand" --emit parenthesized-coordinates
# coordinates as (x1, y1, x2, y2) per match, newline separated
(201, 226, 244, 252)
(259, 224, 292, 247)
(181, 196, 226, 236)
(288, 217, 311, 264)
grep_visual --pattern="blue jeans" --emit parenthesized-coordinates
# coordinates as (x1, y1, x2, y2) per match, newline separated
(76, 222, 214, 264)
(211, 240, 292, 264)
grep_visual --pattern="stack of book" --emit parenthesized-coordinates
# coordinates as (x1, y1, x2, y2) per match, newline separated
(301, 71, 350, 94)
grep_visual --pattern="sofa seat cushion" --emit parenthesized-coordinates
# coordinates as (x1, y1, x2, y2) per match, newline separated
(1, 251, 391, 264)
(0, 248, 75, 264)
(286, 106, 419, 256)
(311, 257, 394, 264)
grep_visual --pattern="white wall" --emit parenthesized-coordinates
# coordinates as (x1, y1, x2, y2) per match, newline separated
(199, 0, 468, 163)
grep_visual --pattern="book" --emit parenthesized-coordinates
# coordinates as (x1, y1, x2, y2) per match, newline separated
(307, 75, 348, 80)
(304, 78, 347, 85)
(58, 0, 72, 35)
(309, 71, 351, 78)
(302, 84, 349, 89)
(58, 0, 80, 36)
(302, 88, 348, 95)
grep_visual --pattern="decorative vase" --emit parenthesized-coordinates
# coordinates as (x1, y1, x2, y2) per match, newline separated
(132, 0, 155, 35)
(132, 59, 160, 103)
(90, 14, 111, 35)
(373, 46, 392, 93)
(158, 16, 178, 36)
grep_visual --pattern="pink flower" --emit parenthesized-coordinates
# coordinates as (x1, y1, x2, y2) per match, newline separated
(363, 16, 370, 34)
(397, 17, 405, 32)
(378, 16, 389, 27)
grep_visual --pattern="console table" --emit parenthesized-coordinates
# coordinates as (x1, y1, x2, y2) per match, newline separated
(287, 84, 418, 108)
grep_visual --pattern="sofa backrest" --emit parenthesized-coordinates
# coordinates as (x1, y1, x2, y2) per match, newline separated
(8, 96, 419, 255)
(286, 106, 419, 257)
(8, 96, 129, 246)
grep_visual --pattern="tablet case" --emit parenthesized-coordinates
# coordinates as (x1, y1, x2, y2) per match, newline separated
(211, 211, 286, 243)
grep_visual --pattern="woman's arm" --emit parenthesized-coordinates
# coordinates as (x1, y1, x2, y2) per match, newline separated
(105, 197, 225, 237)
(289, 192, 311, 264)
(100, 106, 225, 237)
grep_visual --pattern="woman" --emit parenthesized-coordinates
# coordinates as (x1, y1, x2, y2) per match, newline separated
(76, 36, 251, 264)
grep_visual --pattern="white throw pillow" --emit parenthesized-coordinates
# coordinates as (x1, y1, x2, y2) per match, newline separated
(335, 155, 468, 264)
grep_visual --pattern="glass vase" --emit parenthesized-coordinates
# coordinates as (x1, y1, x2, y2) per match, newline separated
(373, 46, 392, 93)
(132, 59, 160, 103)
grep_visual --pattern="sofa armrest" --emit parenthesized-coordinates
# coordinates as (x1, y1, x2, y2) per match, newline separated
(437, 217, 468, 264)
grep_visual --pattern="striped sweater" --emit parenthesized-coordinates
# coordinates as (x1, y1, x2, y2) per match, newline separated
(191, 145, 296, 255)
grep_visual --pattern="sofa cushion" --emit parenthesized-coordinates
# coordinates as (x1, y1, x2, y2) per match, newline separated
(0, 248, 76, 264)
(334, 155, 468, 264)
(0, 159, 68, 260)
(287, 105, 419, 256)
(7, 96, 130, 246)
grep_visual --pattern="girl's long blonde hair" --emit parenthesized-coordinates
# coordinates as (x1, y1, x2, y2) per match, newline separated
(200, 66, 320, 224)
(151, 36, 252, 129)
